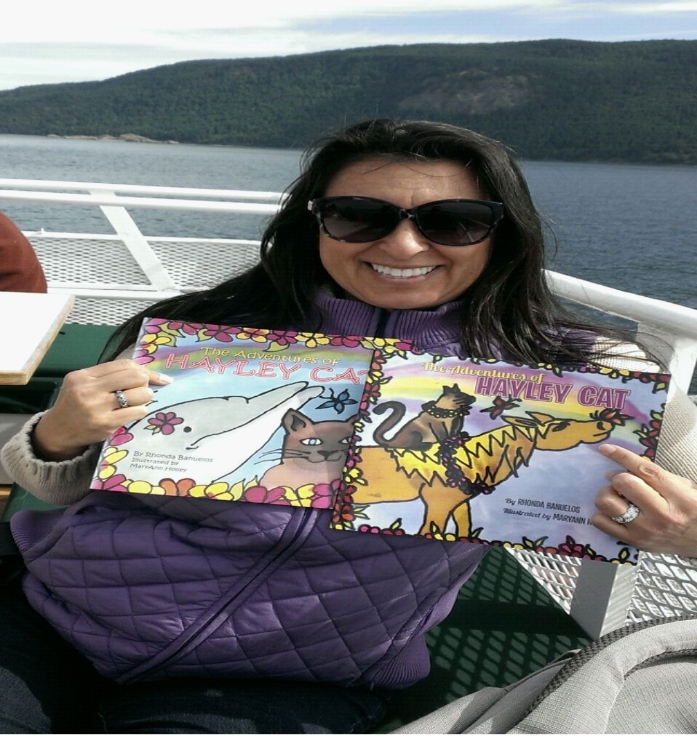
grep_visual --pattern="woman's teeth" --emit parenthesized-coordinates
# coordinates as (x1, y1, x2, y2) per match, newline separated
(370, 264, 436, 278)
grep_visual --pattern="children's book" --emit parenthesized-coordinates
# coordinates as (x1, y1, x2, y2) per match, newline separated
(91, 318, 411, 509)
(92, 318, 670, 563)
(330, 349, 670, 565)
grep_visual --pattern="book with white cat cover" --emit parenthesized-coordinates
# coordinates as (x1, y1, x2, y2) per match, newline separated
(330, 348, 670, 564)
(90, 318, 412, 510)
(91, 318, 670, 562)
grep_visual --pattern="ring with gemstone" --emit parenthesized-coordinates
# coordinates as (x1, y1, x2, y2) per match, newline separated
(611, 502, 640, 525)
(114, 389, 129, 409)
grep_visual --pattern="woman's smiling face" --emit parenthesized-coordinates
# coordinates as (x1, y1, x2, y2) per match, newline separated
(318, 158, 494, 310)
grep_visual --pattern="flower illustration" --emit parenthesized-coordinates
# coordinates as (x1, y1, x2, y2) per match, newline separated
(592, 407, 634, 427)
(92, 473, 129, 493)
(145, 411, 184, 435)
(330, 486, 368, 529)
(166, 321, 202, 335)
(183, 481, 239, 500)
(140, 317, 184, 347)
(133, 347, 156, 364)
(317, 388, 358, 414)
(125, 480, 166, 496)
(235, 327, 271, 342)
(142, 318, 171, 334)
(295, 332, 331, 348)
(608, 547, 637, 566)
(358, 520, 406, 536)
(329, 335, 363, 348)
(481, 395, 521, 420)
(358, 381, 384, 414)
(636, 407, 664, 458)
(468, 357, 499, 365)
(374, 338, 413, 357)
(436, 434, 479, 494)
(109, 427, 134, 446)
(265, 330, 298, 348)
(283, 483, 320, 507)
(200, 325, 238, 342)
(96, 447, 129, 481)
(596, 366, 634, 382)
(159, 478, 196, 497)
(369, 351, 387, 370)
(651, 375, 670, 394)
(532, 361, 564, 376)
(242, 485, 290, 505)
(341, 447, 362, 477)
(556, 536, 605, 560)
(422, 521, 457, 542)
(307, 480, 342, 509)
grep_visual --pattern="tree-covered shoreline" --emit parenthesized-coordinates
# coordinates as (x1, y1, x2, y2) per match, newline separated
(2, 40, 696, 165)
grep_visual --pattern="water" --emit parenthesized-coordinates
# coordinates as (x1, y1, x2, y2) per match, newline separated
(523, 160, 697, 311)
(1, 134, 695, 390)
(0, 135, 303, 242)
(1, 134, 694, 309)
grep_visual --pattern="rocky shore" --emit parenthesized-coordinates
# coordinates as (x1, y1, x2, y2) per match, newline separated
(47, 133, 178, 144)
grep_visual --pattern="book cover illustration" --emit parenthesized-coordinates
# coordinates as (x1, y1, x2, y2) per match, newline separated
(91, 318, 411, 508)
(331, 350, 670, 564)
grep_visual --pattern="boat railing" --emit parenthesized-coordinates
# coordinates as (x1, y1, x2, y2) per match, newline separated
(1, 177, 696, 639)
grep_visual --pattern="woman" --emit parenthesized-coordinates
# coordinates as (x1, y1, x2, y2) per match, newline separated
(2, 119, 696, 733)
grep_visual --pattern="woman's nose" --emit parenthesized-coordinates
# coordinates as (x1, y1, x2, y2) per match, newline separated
(376, 219, 431, 257)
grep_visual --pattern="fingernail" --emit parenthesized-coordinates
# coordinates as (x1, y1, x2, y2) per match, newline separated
(159, 373, 174, 384)
(599, 444, 617, 455)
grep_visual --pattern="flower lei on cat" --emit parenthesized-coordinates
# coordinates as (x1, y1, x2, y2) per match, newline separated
(435, 433, 494, 496)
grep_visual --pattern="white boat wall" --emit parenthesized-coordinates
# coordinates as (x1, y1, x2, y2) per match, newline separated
(1, 177, 696, 640)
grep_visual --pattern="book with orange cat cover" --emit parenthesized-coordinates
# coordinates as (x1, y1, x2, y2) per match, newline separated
(330, 348, 670, 564)
(90, 318, 412, 510)
(91, 318, 670, 562)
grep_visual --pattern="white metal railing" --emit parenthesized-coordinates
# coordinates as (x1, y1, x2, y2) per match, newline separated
(0, 178, 281, 322)
(4, 178, 694, 394)
(547, 272, 697, 397)
(0, 177, 284, 203)
(1, 177, 696, 640)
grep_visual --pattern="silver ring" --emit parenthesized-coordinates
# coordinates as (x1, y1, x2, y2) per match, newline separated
(114, 389, 129, 409)
(611, 502, 640, 525)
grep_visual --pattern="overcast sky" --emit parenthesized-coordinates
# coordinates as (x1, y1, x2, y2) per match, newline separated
(2, 0, 697, 91)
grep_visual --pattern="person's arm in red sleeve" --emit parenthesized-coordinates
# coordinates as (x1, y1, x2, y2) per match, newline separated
(0, 211, 47, 292)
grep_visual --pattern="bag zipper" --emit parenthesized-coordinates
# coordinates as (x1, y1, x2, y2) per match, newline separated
(121, 308, 389, 682)
(119, 507, 318, 683)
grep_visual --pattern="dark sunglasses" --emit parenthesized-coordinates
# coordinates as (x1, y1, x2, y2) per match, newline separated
(308, 196, 504, 247)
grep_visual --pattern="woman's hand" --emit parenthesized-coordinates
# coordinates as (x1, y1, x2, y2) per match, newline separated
(592, 444, 697, 558)
(32, 360, 172, 461)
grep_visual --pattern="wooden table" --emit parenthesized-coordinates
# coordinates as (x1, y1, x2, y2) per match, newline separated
(0, 292, 75, 385)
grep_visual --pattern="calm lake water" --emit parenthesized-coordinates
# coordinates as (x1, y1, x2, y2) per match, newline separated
(1, 134, 695, 392)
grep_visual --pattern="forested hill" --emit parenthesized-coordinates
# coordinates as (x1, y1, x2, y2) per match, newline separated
(2, 40, 697, 164)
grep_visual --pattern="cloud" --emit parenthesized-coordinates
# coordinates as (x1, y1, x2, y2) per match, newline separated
(0, 1, 593, 45)
(1, 0, 696, 91)
(610, 1, 697, 13)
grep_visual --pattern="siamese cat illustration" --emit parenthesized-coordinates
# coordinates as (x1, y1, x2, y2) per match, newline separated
(372, 384, 476, 450)
(259, 410, 358, 490)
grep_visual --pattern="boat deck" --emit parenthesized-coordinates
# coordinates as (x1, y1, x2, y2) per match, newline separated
(2, 177, 697, 642)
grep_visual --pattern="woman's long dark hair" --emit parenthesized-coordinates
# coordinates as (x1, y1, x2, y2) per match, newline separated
(105, 119, 633, 364)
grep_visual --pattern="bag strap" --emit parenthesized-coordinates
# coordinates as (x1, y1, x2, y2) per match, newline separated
(515, 615, 697, 734)
(525, 613, 697, 714)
